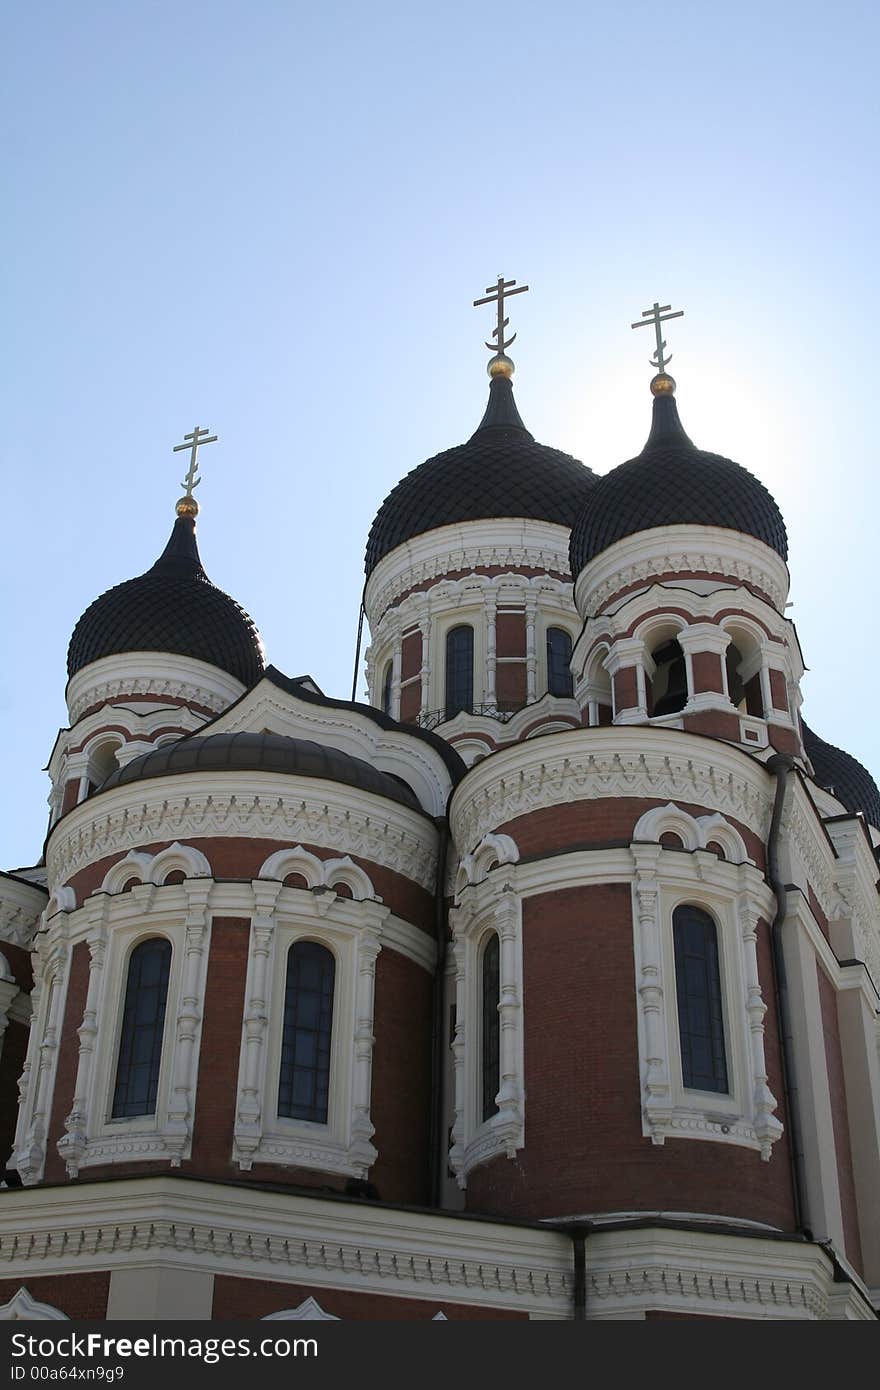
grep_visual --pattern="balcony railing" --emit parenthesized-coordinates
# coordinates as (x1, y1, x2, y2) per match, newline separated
(415, 703, 526, 731)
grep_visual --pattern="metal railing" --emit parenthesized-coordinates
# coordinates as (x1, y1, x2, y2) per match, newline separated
(415, 703, 526, 731)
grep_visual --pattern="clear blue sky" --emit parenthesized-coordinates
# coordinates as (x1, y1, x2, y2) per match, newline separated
(3, 1, 878, 870)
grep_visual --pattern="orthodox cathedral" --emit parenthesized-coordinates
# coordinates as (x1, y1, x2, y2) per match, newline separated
(1, 286, 878, 1321)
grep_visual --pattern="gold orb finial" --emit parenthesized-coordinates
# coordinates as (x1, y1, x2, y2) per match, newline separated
(650, 372, 676, 396)
(488, 353, 515, 379)
(176, 495, 200, 518)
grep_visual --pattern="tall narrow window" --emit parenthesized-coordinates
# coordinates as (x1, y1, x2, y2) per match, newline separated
(111, 938, 171, 1118)
(278, 941, 335, 1124)
(445, 625, 474, 719)
(381, 661, 393, 716)
(547, 627, 574, 698)
(481, 933, 500, 1121)
(650, 638, 688, 716)
(673, 905, 728, 1093)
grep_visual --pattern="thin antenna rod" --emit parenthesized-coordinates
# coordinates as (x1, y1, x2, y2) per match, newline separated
(351, 602, 366, 702)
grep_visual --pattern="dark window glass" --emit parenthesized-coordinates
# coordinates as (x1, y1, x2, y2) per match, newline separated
(278, 941, 335, 1123)
(547, 627, 574, 698)
(651, 638, 688, 716)
(111, 938, 171, 1118)
(382, 662, 393, 716)
(445, 625, 474, 718)
(673, 905, 728, 1093)
(481, 934, 500, 1121)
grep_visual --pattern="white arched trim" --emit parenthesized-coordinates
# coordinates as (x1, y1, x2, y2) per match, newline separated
(0, 1287, 69, 1320)
(100, 843, 212, 895)
(45, 885, 77, 920)
(258, 847, 376, 901)
(456, 832, 520, 897)
(633, 804, 750, 865)
(263, 1297, 339, 1321)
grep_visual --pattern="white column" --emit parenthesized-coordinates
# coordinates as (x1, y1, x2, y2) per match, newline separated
(165, 880, 212, 1164)
(484, 593, 498, 705)
(13, 933, 69, 1184)
(234, 880, 281, 1170)
(631, 847, 672, 1143)
(737, 883, 783, 1159)
(525, 597, 538, 703)
(448, 907, 470, 1186)
(495, 888, 523, 1155)
(419, 612, 433, 720)
(349, 904, 387, 1174)
(57, 902, 109, 1178)
(390, 623, 402, 722)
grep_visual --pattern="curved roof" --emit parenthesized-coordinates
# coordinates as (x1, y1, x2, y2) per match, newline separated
(68, 515, 265, 687)
(365, 375, 597, 577)
(569, 392, 787, 577)
(99, 731, 422, 812)
(802, 723, 880, 830)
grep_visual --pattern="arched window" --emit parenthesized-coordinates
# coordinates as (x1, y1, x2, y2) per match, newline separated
(111, 938, 172, 1118)
(445, 625, 474, 719)
(481, 933, 500, 1121)
(672, 905, 728, 1094)
(650, 638, 688, 716)
(546, 628, 574, 698)
(278, 941, 335, 1124)
(381, 661, 393, 716)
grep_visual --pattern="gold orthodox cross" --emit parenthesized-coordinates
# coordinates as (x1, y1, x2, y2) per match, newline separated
(473, 275, 529, 357)
(173, 425, 218, 499)
(631, 301, 684, 375)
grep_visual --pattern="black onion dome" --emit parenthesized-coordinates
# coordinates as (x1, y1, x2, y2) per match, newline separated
(802, 723, 880, 830)
(365, 375, 598, 577)
(99, 731, 421, 812)
(67, 514, 265, 686)
(569, 391, 788, 578)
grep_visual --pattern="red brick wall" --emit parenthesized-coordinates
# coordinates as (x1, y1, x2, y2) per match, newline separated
(2, 941, 34, 993)
(613, 668, 639, 712)
(66, 839, 434, 934)
(496, 613, 525, 658)
(496, 662, 527, 710)
(817, 966, 863, 1275)
(212, 1274, 525, 1319)
(189, 918, 249, 1179)
(399, 680, 421, 723)
(465, 885, 795, 1228)
(0, 1019, 27, 1166)
(691, 651, 724, 694)
(400, 630, 422, 682)
(769, 670, 789, 713)
(369, 948, 432, 1204)
(683, 710, 742, 742)
(0, 1272, 110, 1318)
(45, 941, 91, 1182)
(499, 798, 765, 868)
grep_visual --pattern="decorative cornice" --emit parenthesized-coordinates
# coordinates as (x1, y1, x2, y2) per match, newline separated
(67, 653, 245, 727)
(47, 773, 439, 893)
(0, 875, 47, 948)
(575, 526, 791, 620)
(450, 726, 774, 855)
(365, 518, 573, 622)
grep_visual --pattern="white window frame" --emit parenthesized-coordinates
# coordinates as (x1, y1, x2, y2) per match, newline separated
(630, 806, 783, 1159)
(232, 874, 389, 1178)
(449, 837, 524, 1186)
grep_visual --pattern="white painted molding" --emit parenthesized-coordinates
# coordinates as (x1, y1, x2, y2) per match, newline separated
(456, 832, 520, 897)
(259, 848, 376, 902)
(262, 1296, 339, 1320)
(574, 524, 791, 619)
(199, 680, 453, 819)
(629, 835, 782, 1158)
(0, 1287, 68, 1320)
(633, 804, 751, 864)
(66, 652, 246, 726)
(99, 843, 212, 895)
(449, 882, 525, 1185)
(0, 874, 48, 948)
(47, 771, 439, 892)
(450, 725, 774, 856)
(365, 518, 573, 620)
(232, 891, 390, 1177)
